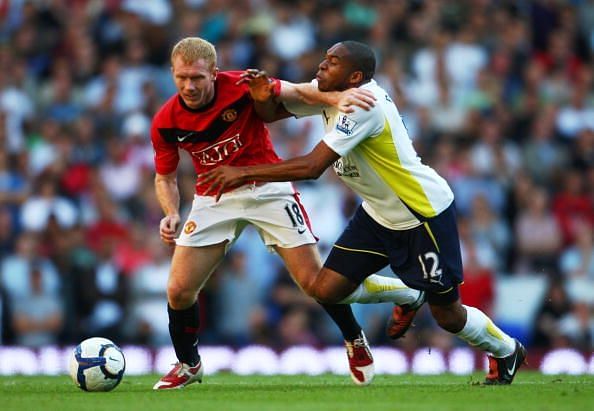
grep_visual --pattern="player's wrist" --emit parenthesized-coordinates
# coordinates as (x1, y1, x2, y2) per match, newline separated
(252, 94, 273, 103)
(325, 91, 340, 107)
(272, 79, 281, 98)
(309, 92, 331, 106)
(238, 167, 252, 182)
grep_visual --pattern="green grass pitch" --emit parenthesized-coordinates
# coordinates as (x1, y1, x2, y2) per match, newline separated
(2, 373, 593, 411)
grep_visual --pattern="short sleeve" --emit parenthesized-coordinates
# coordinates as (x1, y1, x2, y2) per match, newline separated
(322, 106, 385, 157)
(150, 120, 179, 175)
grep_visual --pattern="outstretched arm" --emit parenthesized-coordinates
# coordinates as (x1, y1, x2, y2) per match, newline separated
(197, 142, 340, 201)
(281, 81, 376, 113)
(238, 69, 376, 121)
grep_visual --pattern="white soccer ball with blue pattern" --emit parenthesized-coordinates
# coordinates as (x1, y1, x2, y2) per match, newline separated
(69, 337, 126, 392)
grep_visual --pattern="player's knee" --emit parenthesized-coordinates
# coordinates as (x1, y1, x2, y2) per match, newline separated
(167, 284, 196, 310)
(298, 276, 318, 298)
(430, 304, 466, 333)
(311, 285, 342, 304)
(308, 271, 352, 304)
(434, 315, 461, 333)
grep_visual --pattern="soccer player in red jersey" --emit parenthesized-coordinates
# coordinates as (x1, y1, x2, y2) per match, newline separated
(151, 38, 423, 389)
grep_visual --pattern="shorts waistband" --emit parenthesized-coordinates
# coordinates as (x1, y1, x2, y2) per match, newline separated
(195, 181, 272, 198)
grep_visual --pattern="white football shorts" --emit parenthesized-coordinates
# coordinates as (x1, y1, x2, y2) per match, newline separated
(175, 181, 317, 251)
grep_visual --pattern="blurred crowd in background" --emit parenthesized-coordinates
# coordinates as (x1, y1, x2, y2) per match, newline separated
(1, 0, 594, 354)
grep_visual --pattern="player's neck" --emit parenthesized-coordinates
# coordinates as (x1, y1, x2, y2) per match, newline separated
(352, 79, 372, 88)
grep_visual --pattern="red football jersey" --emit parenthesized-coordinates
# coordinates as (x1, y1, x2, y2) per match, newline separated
(151, 71, 282, 195)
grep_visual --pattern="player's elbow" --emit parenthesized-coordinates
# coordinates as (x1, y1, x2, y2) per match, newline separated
(155, 172, 177, 185)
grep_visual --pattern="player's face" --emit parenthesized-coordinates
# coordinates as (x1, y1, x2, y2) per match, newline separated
(172, 56, 218, 109)
(315, 43, 354, 92)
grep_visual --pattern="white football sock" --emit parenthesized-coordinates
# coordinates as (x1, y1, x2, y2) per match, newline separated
(339, 274, 423, 306)
(456, 305, 515, 357)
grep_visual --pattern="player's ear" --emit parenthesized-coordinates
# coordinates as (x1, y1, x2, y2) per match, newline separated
(213, 67, 219, 80)
(349, 71, 363, 85)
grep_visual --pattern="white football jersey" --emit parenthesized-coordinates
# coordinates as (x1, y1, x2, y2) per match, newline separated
(283, 79, 454, 230)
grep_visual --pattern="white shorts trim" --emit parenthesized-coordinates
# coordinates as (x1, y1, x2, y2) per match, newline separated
(175, 182, 316, 252)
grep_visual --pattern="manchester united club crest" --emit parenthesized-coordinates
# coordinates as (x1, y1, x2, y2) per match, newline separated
(221, 109, 237, 122)
(184, 221, 197, 234)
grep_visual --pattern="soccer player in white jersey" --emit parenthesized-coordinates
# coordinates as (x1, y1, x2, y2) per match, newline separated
(199, 41, 527, 385)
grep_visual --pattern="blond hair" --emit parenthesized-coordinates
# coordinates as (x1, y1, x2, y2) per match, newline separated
(171, 37, 217, 68)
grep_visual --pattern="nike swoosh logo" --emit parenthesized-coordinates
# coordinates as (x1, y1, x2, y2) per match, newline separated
(177, 132, 193, 142)
(297, 228, 306, 234)
(507, 357, 517, 375)
(109, 357, 120, 362)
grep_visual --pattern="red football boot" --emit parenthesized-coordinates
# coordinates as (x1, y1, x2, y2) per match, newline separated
(345, 332, 374, 386)
(153, 361, 204, 390)
(386, 291, 425, 339)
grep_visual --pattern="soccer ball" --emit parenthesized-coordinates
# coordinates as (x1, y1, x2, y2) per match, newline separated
(69, 337, 126, 392)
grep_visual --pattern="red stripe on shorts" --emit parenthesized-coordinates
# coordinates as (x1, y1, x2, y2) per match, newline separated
(291, 188, 319, 241)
